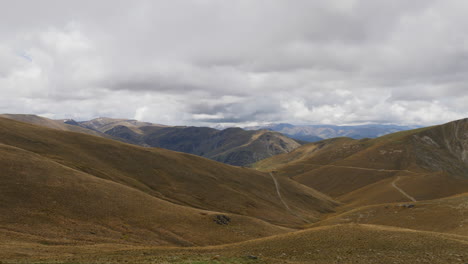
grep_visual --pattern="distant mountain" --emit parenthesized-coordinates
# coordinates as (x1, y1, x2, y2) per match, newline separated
(79, 118, 302, 166)
(245, 123, 418, 142)
(1, 115, 302, 166)
(78, 117, 167, 132)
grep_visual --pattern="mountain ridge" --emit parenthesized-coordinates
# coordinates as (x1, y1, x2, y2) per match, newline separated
(245, 123, 419, 142)
(254, 118, 468, 207)
(1, 114, 303, 166)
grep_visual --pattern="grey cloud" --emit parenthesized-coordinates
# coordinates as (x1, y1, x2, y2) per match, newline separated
(0, 0, 467, 126)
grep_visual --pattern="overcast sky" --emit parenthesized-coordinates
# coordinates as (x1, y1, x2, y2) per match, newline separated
(1, 0, 467, 126)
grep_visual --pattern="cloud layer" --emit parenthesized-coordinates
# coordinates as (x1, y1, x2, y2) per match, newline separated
(1, 0, 467, 126)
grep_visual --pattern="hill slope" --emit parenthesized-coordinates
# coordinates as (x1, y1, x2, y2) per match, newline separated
(0, 143, 291, 247)
(1, 117, 468, 263)
(0, 114, 107, 138)
(9, 224, 467, 264)
(254, 118, 468, 206)
(313, 192, 468, 236)
(1, 115, 302, 166)
(135, 126, 302, 166)
(0, 117, 337, 246)
(86, 118, 303, 166)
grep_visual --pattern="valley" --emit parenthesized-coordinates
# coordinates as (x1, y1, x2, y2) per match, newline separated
(0, 116, 467, 263)
(2, 1, 467, 263)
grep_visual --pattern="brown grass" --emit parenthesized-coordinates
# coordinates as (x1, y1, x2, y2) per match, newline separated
(253, 119, 468, 207)
(2, 224, 467, 264)
(1, 117, 468, 263)
(0, 117, 337, 248)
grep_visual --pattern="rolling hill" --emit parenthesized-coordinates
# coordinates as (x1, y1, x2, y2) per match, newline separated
(0, 114, 107, 138)
(2, 116, 468, 263)
(6, 224, 467, 264)
(1, 115, 303, 166)
(254, 118, 468, 207)
(0, 117, 337, 248)
(81, 118, 302, 166)
(0, 143, 292, 247)
(312, 192, 468, 236)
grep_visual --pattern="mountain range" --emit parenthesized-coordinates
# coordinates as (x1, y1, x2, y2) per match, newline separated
(245, 123, 418, 142)
(0, 114, 302, 166)
(0, 114, 467, 263)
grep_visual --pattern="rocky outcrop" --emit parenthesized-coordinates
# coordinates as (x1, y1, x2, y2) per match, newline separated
(412, 118, 468, 178)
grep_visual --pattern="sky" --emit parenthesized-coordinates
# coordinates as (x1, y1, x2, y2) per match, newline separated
(1, 0, 467, 127)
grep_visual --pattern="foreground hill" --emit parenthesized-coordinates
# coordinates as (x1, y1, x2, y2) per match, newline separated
(4, 224, 467, 263)
(1, 115, 302, 166)
(0, 117, 337, 246)
(246, 123, 416, 142)
(0, 143, 291, 246)
(254, 118, 468, 206)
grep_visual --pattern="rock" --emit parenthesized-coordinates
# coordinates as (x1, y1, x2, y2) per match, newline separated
(213, 214, 231, 225)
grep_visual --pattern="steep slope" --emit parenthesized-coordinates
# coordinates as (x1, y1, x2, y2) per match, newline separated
(85, 120, 302, 166)
(141, 126, 302, 166)
(0, 117, 337, 229)
(254, 118, 468, 205)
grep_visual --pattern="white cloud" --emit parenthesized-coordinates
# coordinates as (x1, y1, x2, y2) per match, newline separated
(0, 0, 467, 126)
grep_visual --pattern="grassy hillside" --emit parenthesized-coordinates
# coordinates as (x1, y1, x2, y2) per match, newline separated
(313, 192, 468, 236)
(5, 224, 467, 263)
(0, 143, 291, 247)
(2, 116, 468, 263)
(0, 117, 337, 246)
(0, 114, 107, 138)
(254, 118, 468, 205)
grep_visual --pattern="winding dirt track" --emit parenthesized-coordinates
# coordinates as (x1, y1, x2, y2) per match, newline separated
(269, 172, 310, 223)
(316, 164, 417, 174)
(319, 164, 418, 202)
(269, 172, 292, 212)
(391, 176, 417, 202)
